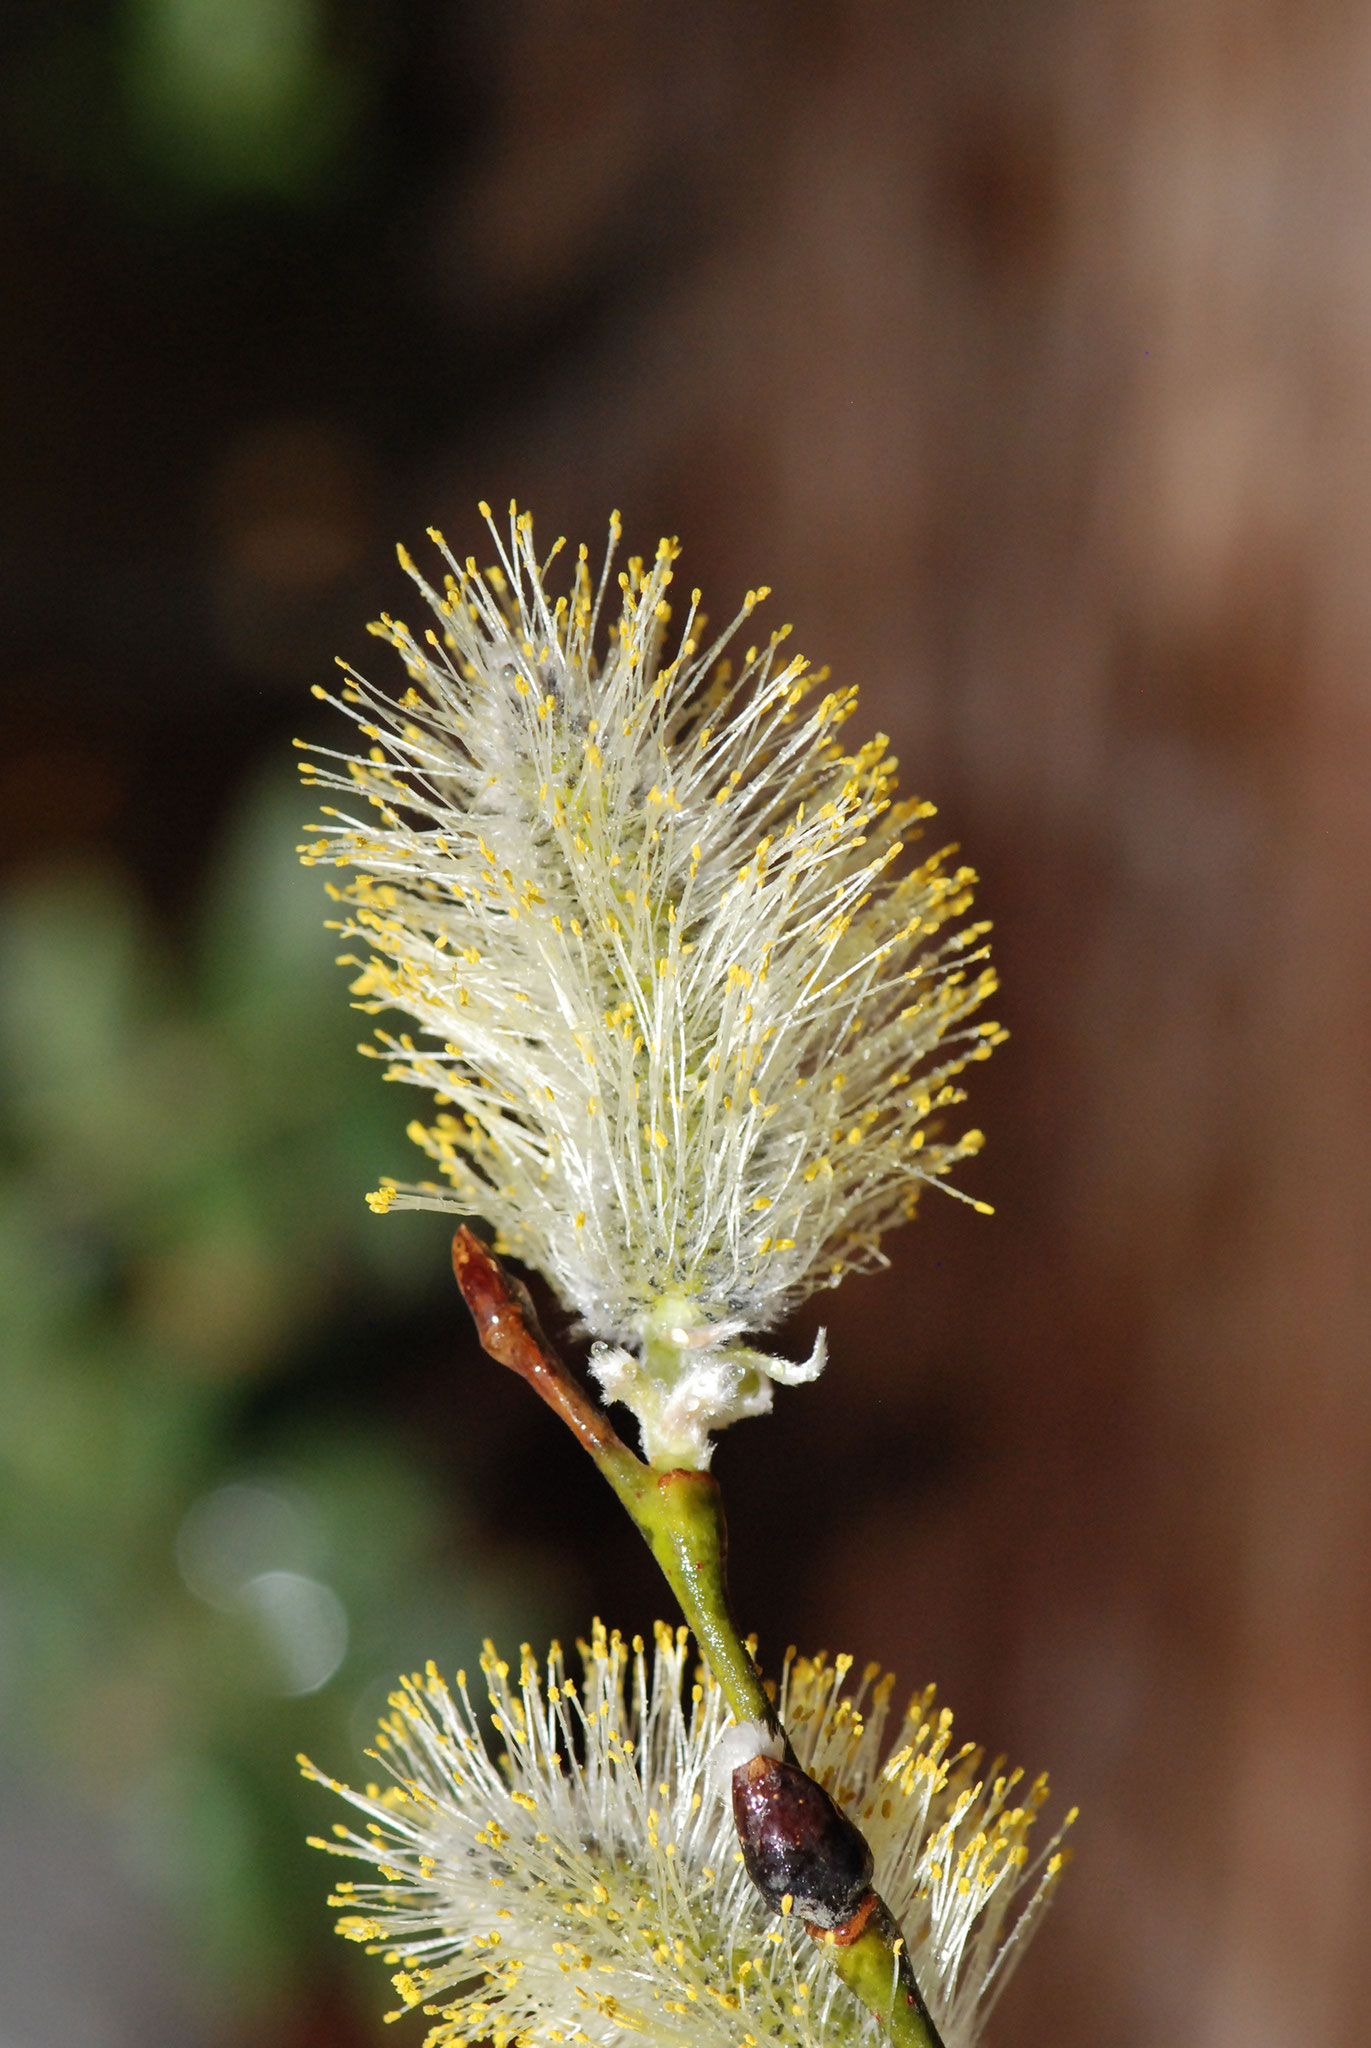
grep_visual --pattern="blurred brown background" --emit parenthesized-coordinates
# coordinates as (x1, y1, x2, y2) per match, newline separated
(3, 3, 1370, 2045)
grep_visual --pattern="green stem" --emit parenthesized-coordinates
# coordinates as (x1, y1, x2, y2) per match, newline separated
(817, 1902, 946, 2048)
(450, 1228, 944, 2048)
(598, 1460, 777, 1732)
(614, 1463, 943, 2048)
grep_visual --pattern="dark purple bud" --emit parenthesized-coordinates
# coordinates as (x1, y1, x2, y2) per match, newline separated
(732, 1753, 874, 1930)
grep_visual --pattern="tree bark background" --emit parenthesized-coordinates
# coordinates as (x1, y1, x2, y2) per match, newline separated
(428, 8, 1371, 2046)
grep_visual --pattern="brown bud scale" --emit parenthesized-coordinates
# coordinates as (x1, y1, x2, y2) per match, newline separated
(732, 1753, 875, 1930)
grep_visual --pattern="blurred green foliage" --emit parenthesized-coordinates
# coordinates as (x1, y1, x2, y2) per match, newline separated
(122, 0, 363, 200)
(5, 0, 379, 209)
(0, 772, 554, 2020)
